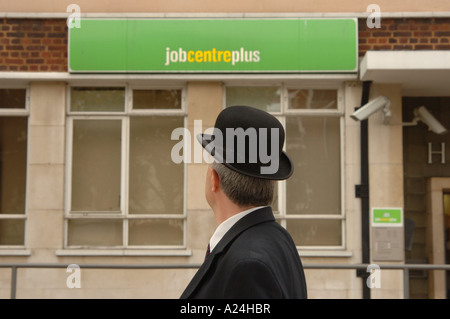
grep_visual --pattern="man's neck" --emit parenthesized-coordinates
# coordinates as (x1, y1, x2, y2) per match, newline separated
(213, 203, 256, 226)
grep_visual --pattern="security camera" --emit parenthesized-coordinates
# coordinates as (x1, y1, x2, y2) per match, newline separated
(405, 106, 448, 135)
(351, 96, 391, 124)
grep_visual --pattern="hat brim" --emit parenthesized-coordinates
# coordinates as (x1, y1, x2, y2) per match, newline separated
(196, 133, 293, 180)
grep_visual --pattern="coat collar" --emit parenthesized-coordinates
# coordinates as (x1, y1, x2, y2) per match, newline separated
(211, 206, 274, 255)
(180, 206, 275, 299)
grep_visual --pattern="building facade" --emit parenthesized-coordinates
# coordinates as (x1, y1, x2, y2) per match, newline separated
(0, 1, 449, 299)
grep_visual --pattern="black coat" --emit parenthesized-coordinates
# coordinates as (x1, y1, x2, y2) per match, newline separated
(180, 207, 307, 299)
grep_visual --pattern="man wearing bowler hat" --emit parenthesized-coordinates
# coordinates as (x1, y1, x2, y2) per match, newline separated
(180, 105, 307, 299)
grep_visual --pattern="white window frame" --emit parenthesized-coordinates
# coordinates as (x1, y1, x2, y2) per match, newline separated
(0, 86, 30, 253)
(64, 84, 188, 251)
(224, 83, 347, 251)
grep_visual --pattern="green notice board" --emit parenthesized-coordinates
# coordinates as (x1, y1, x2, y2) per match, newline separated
(372, 208, 403, 227)
(68, 18, 358, 73)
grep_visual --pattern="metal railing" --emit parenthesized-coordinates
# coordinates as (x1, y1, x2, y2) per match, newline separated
(1, 263, 450, 299)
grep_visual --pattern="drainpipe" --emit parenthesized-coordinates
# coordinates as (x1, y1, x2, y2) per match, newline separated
(355, 81, 371, 299)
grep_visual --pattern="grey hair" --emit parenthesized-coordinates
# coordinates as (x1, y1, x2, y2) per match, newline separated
(211, 162, 275, 207)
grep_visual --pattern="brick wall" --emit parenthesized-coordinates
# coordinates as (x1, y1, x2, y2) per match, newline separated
(359, 18, 450, 56)
(0, 19, 67, 71)
(1, 18, 450, 71)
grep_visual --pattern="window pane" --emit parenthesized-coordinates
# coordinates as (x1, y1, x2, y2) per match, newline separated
(286, 116, 341, 215)
(0, 89, 26, 109)
(226, 87, 281, 112)
(0, 219, 25, 245)
(71, 120, 121, 212)
(128, 219, 183, 246)
(129, 116, 184, 214)
(0, 117, 27, 215)
(70, 87, 125, 112)
(67, 219, 122, 246)
(286, 219, 341, 246)
(133, 89, 182, 109)
(288, 89, 337, 110)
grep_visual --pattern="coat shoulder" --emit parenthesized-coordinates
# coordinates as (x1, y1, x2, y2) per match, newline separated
(218, 220, 307, 299)
(228, 220, 297, 258)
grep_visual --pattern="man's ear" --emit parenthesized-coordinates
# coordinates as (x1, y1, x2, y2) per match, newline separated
(210, 167, 220, 192)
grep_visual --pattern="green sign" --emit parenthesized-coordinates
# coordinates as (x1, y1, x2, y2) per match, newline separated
(372, 208, 403, 227)
(69, 19, 357, 73)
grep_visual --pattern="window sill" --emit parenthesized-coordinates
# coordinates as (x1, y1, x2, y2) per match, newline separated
(55, 249, 192, 257)
(0, 249, 31, 256)
(298, 249, 353, 258)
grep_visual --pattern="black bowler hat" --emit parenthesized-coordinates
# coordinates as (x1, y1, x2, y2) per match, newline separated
(196, 105, 293, 180)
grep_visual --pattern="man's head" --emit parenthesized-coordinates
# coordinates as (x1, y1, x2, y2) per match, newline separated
(197, 105, 293, 180)
(205, 162, 275, 210)
(198, 106, 289, 220)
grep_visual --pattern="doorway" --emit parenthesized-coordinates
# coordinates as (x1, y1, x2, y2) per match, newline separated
(444, 193, 450, 298)
(427, 178, 450, 299)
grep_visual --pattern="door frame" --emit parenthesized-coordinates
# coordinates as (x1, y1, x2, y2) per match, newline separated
(426, 177, 450, 299)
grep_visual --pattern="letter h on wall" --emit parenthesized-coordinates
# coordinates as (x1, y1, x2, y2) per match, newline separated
(428, 142, 446, 164)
